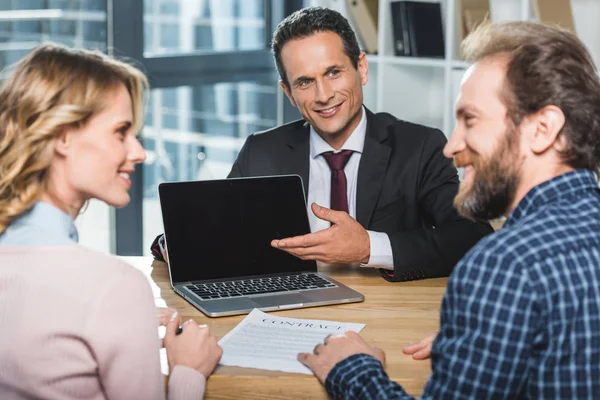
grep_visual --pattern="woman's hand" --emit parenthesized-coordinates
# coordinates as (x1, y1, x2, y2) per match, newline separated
(157, 307, 177, 326)
(164, 312, 223, 378)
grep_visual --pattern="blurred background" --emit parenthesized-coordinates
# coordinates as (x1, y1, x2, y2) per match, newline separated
(1, 0, 597, 254)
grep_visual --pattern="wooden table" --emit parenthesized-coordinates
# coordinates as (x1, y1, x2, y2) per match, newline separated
(122, 257, 447, 399)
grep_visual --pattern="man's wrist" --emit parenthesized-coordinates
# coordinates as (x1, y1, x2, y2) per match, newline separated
(361, 250, 370, 264)
(361, 231, 394, 269)
(158, 235, 166, 259)
(325, 354, 385, 398)
(360, 229, 371, 263)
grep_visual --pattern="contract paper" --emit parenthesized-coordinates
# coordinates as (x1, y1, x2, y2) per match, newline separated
(218, 308, 366, 374)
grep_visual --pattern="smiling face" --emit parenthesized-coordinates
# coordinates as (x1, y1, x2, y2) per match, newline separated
(279, 31, 368, 149)
(444, 57, 523, 220)
(54, 83, 146, 210)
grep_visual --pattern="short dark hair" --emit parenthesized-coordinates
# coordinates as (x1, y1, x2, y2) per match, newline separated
(462, 21, 600, 173)
(271, 7, 361, 88)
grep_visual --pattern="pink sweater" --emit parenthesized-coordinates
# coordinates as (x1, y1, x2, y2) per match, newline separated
(0, 246, 205, 400)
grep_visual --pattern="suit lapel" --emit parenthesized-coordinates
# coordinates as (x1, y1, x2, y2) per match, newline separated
(356, 109, 391, 227)
(282, 122, 310, 199)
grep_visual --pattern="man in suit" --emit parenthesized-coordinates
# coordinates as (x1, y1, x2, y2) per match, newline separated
(152, 7, 492, 281)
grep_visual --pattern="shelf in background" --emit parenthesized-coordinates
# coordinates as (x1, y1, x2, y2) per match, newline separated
(367, 55, 447, 68)
(381, 55, 446, 67)
(353, 0, 600, 139)
(366, 55, 470, 70)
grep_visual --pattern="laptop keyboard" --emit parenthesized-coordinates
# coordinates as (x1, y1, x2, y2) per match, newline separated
(184, 273, 337, 300)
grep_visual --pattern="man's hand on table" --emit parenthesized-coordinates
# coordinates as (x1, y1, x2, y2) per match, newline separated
(297, 331, 385, 384)
(403, 333, 436, 360)
(271, 203, 370, 264)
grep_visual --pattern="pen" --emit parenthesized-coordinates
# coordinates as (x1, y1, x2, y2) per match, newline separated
(174, 318, 206, 335)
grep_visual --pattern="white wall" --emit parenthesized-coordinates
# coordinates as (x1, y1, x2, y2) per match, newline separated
(75, 199, 112, 254)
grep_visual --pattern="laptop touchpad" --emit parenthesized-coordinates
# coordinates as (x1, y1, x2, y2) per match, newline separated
(252, 293, 309, 308)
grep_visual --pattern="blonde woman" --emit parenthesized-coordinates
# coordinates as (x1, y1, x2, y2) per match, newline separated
(0, 44, 222, 399)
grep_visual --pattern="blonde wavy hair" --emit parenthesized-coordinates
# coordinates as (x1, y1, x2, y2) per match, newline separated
(0, 43, 149, 234)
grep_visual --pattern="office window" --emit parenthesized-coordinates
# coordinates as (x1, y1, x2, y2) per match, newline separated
(110, 0, 302, 255)
(0, 1, 301, 256)
(141, 79, 279, 252)
(0, 0, 110, 253)
(0, 0, 107, 78)
(143, 0, 267, 57)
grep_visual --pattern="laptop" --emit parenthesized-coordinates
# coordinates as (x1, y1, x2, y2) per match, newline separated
(158, 175, 364, 317)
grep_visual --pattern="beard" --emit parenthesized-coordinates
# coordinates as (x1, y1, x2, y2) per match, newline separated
(453, 126, 522, 221)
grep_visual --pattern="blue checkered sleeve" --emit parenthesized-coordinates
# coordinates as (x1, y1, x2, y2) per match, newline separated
(324, 247, 537, 400)
(324, 170, 600, 399)
(325, 354, 413, 399)
(420, 245, 538, 398)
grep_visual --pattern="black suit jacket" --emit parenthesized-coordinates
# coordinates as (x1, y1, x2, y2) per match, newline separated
(228, 108, 493, 282)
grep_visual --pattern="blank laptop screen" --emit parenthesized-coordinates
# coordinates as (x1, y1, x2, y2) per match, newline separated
(159, 175, 316, 283)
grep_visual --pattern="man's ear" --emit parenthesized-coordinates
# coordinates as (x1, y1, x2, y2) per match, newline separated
(528, 105, 566, 155)
(357, 52, 368, 86)
(53, 128, 72, 157)
(279, 80, 297, 107)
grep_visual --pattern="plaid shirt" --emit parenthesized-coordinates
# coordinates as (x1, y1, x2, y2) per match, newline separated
(326, 169, 600, 399)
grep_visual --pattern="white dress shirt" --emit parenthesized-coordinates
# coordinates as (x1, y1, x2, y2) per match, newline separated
(307, 107, 394, 270)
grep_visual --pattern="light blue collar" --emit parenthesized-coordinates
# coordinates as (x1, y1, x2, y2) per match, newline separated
(0, 201, 78, 246)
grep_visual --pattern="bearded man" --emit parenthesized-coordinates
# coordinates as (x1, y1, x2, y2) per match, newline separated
(297, 21, 600, 399)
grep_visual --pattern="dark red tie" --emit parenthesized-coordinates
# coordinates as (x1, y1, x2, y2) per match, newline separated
(322, 150, 354, 213)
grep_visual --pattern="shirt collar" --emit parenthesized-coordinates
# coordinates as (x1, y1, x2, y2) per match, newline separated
(12, 201, 79, 243)
(309, 106, 367, 158)
(505, 169, 598, 228)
